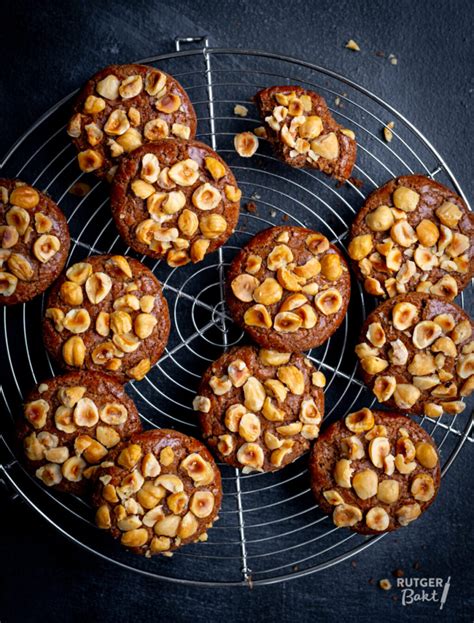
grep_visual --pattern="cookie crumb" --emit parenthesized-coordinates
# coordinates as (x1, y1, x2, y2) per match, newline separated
(346, 39, 361, 52)
(351, 560, 358, 568)
(234, 104, 248, 117)
(413, 560, 422, 570)
(392, 568, 404, 578)
(245, 201, 257, 213)
(376, 50, 385, 58)
(68, 182, 91, 197)
(388, 54, 398, 65)
(379, 578, 392, 591)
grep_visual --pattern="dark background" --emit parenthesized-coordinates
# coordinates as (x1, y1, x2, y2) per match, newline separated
(0, 0, 473, 621)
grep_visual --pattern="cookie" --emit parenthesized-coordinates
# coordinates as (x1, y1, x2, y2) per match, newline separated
(254, 85, 357, 182)
(92, 428, 222, 556)
(194, 345, 325, 472)
(110, 139, 241, 266)
(355, 292, 473, 417)
(67, 64, 197, 180)
(310, 408, 441, 534)
(0, 179, 70, 305)
(43, 254, 170, 383)
(17, 371, 142, 494)
(226, 226, 351, 351)
(348, 174, 474, 299)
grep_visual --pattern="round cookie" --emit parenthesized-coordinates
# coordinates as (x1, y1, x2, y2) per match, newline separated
(0, 179, 70, 305)
(43, 254, 170, 383)
(226, 226, 351, 351)
(194, 345, 325, 472)
(17, 371, 142, 494)
(67, 63, 197, 180)
(348, 174, 474, 300)
(92, 428, 222, 556)
(110, 139, 241, 266)
(355, 292, 473, 417)
(310, 408, 441, 534)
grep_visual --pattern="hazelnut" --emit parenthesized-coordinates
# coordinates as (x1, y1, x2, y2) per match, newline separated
(348, 234, 373, 261)
(236, 443, 264, 471)
(192, 395, 211, 413)
(407, 352, 436, 375)
(0, 226, 18, 249)
(113, 332, 140, 353)
(96, 425, 120, 449)
(451, 319, 472, 344)
(72, 397, 99, 428)
(245, 254, 262, 275)
(394, 453, 417, 474)
(366, 506, 390, 531)
(85, 272, 112, 304)
(276, 365, 305, 395)
(415, 441, 438, 469)
(96, 74, 120, 99)
(461, 377, 474, 397)
(239, 412, 261, 442)
(200, 214, 227, 239)
(144, 70, 166, 96)
(457, 353, 474, 379)
(310, 132, 339, 160)
(116, 127, 143, 153)
(392, 186, 419, 212)
(320, 253, 342, 281)
(33, 234, 60, 264)
(411, 474, 435, 502)
(99, 402, 127, 425)
(377, 479, 400, 504)
(62, 336, 86, 366)
(345, 408, 374, 433)
(113, 294, 140, 312)
(180, 453, 214, 485)
(156, 93, 181, 113)
(230, 274, 260, 303)
(228, 359, 250, 387)
(360, 355, 389, 374)
(293, 257, 321, 280)
(412, 320, 442, 349)
(159, 447, 175, 467)
(365, 205, 394, 231)
(190, 491, 215, 518)
(243, 376, 266, 411)
(253, 278, 283, 305)
(217, 434, 234, 456)
(333, 503, 362, 527)
(392, 301, 417, 330)
(190, 239, 210, 263)
(54, 406, 76, 433)
(45, 448, 71, 466)
(366, 322, 386, 348)
(95, 311, 110, 336)
(244, 304, 272, 329)
(61, 456, 86, 482)
(305, 232, 329, 254)
(62, 308, 91, 334)
(139, 295, 156, 313)
(299, 398, 322, 425)
(368, 436, 390, 468)
(276, 267, 302, 292)
(412, 374, 440, 391)
(341, 435, 365, 460)
(6, 206, 30, 235)
(323, 490, 345, 506)
(7, 253, 33, 281)
(153, 514, 181, 538)
(36, 464, 63, 487)
(393, 383, 420, 409)
(140, 153, 160, 184)
(0, 271, 17, 296)
(311, 371, 326, 388)
(276, 422, 303, 436)
(386, 247, 403, 272)
(435, 201, 462, 228)
(430, 275, 458, 299)
(66, 262, 92, 285)
(352, 469, 378, 500)
(204, 156, 226, 180)
(262, 397, 285, 422)
(298, 115, 323, 139)
(355, 343, 379, 360)
(272, 311, 301, 333)
(24, 435, 45, 462)
(334, 458, 353, 488)
(225, 403, 246, 432)
(396, 503, 421, 526)
(192, 183, 221, 211)
(209, 375, 232, 396)
(259, 349, 291, 366)
(388, 339, 409, 366)
(267, 244, 294, 271)
(431, 336, 457, 358)
(24, 399, 49, 429)
(134, 313, 158, 339)
(58, 386, 86, 410)
(416, 219, 439, 247)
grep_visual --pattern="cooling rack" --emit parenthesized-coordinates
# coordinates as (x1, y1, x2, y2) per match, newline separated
(0, 37, 472, 587)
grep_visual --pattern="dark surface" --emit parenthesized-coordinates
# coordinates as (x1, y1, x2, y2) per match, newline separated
(0, 0, 473, 622)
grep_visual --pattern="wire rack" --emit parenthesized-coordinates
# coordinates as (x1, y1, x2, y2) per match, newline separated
(0, 37, 472, 587)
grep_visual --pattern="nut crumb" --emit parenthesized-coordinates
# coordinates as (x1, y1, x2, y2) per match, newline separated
(245, 201, 257, 214)
(346, 39, 360, 52)
(376, 50, 385, 58)
(335, 96, 341, 107)
(392, 568, 404, 578)
(379, 578, 392, 591)
(389, 54, 398, 65)
(69, 182, 91, 197)
(234, 104, 249, 117)
(253, 126, 267, 139)
(384, 121, 395, 143)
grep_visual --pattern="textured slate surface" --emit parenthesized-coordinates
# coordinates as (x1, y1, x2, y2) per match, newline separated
(0, 0, 473, 621)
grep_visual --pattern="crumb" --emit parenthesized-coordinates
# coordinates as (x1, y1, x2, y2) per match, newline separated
(383, 121, 395, 143)
(368, 577, 375, 585)
(388, 54, 398, 65)
(392, 595, 398, 602)
(376, 51, 385, 58)
(270, 210, 276, 218)
(68, 182, 91, 197)
(351, 560, 357, 569)
(292, 565, 299, 572)
(250, 192, 261, 201)
(392, 568, 404, 578)
(253, 126, 267, 139)
(379, 578, 392, 591)
(348, 176, 364, 189)
(245, 201, 257, 213)
(282, 214, 289, 222)
(335, 96, 341, 107)
(234, 104, 248, 117)
(413, 560, 422, 570)
(346, 39, 360, 52)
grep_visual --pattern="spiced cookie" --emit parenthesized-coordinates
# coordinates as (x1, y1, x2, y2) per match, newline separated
(348, 175, 474, 299)
(92, 428, 222, 556)
(110, 139, 241, 266)
(194, 345, 325, 472)
(226, 226, 351, 351)
(355, 292, 473, 417)
(0, 179, 70, 305)
(43, 254, 170, 383)
(254, 85, 357, 182)
(310, 408, 441, 534)
(67, 64, 197, 180)
(18, 371, 142, 494)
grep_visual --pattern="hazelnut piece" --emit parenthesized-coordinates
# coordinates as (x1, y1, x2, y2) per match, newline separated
(411, 474, 435, 502)
(333, 504, 362, 527)
(365, 506, 390, 531)
(334, 458, 353, 488)
(345, 408, 374, 433)
(353, 469, 378, 500)
(244, 304, 272, 329)
(348, 234, 373, 261)
(377, 479, 400, 504)
(392, 302, 417, 330)
(236, 443, 264, 470)
(365, 205, 394, 232)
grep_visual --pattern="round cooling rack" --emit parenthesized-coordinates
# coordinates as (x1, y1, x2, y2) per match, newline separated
(0, 37, 472, 587)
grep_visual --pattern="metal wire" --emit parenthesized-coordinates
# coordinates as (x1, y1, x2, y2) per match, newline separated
(0, 38, 472, 587)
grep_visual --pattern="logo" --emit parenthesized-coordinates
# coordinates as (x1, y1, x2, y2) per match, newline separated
(397, 576, 451, 609)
